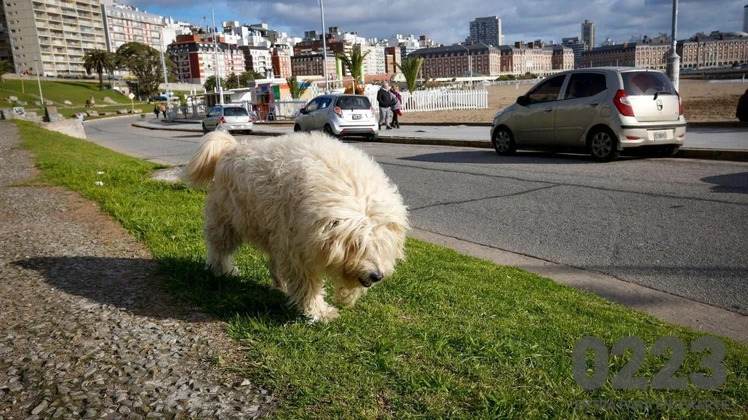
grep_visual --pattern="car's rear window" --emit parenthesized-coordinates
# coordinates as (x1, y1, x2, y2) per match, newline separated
(223, 107, 249, 116)
(336, 96, 371, 109)
(622, 72, 676, 96)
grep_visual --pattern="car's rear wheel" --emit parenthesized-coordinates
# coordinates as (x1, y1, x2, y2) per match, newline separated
(202, 123, 208, 134)
(659, 145, 680, 157)
(293, 124, 301, 132)
(588, 127, 620, 162)
(324, 124, 337, 137)
(368, 133, 379, 141)
(492, 126, 516, 155)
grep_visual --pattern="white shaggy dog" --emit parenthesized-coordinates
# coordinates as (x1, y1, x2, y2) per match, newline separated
(183, 131, 409, 322)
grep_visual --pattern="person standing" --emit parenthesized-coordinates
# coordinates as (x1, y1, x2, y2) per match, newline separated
(159, 103, 167, 119)
(153, 104, 160, 119)
(737, 88, 748, 122)
(377, 82, 395, 129)
(390, 85, 402, 129)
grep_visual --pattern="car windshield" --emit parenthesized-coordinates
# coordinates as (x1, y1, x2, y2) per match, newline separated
(622, 72, 676, 96)
(336, 96, 371, 110)
(223, 107, 249, 116)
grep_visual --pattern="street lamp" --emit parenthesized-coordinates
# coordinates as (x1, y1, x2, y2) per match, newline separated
(458, 44, 473, 88)
(318, 0, 329, 93)
(211, 8, 224, 105)
(667, 0, 680, 90)
(33, 57, 45, 112)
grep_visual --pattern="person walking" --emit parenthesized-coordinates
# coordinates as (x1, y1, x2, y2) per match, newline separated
(153, 104, 160, 119)
(390, 85, 402, 129)
(377, 82, 395, 129)
(159, 103, 167, 119)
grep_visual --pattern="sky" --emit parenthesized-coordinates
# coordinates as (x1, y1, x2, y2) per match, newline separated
(128, 0, 746, 46)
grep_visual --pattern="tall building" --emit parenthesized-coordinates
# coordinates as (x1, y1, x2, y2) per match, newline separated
(5, 0, 107, 76)
(468, 16, 503, 47)
(582, 20, 595, 51)
(562, 37, 587, 68)
(0, 1, 13, 64)
(271, 44, 292, 78)
(101, 1, 164, 53)
(167, 34, 244, 85)
(744, 5, 748, 33)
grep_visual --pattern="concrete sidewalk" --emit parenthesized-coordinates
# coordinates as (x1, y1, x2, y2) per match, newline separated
(132, 118, 748, 161)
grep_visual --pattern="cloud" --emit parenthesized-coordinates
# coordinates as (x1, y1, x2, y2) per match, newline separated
(126, 0, 745, 46)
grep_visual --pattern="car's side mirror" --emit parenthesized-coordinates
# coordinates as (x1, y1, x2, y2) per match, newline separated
(299, 107, 307, 114)
(516, 96, 529, 106)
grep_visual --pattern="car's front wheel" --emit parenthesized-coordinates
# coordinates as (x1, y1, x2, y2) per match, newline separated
(293, 124, 302, 132)
(588, 127, 620, 162)
(492, 126, 516, 155)
(202, 123, 208, 134)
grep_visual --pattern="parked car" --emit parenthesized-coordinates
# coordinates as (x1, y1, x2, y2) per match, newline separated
(490, 67, 686, 162)
(294, 94, 379, 140)
(202, 104, 253, 134)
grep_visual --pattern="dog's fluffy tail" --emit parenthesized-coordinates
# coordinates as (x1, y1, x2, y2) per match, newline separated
(182, 131, 238, 188)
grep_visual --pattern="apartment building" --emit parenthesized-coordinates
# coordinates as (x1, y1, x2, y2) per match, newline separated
(580, 42, 671, 69)
(100, 0, 163, 53)
(290, 53, 336, 77)
(582, 19, 595, 51)
(5, 0, 107, 76)
(0, 1, 12, 63)
(239, 45, 271, 76)
(408, 43, 501, 78)
(357, 44, 385, 75)
(561, 37, 586, 68)
(677, 32, 748, 68)
(167, 34, 244, 85)
(468, 16, 503, 47)
(551, 45, 574, 71)
(497, 43, 554, 76)
(384, 46, 401, 73)
(271, 44, 292, 79)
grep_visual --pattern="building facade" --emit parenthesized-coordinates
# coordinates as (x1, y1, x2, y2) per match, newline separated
(561, 37, 587, 68)
(271, 44, 292, 78)
(0, 1, 12, 64)
(498, 43, 554, 76)
(677, 32, 748, 68)
(409, 43, 501, 78)
(239, 46, 271, 76)
(167, 34, 244, 85)
(582, 19, 595, 51)
(551, 45, 574, 71)
(468, 16, 503, 47)
(384, 46, 401, 73)
(291, 53, 336, 77)
(579, 42, 670, 70)
(5, 0, 107, 76)
(101, 1, 164, 53)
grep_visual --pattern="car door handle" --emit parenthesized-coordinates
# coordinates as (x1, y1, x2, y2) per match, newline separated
(544, 108, 552, 113)
(589, 103, 599, 107)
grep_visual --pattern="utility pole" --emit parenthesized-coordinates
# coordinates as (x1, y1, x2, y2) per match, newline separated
(33, 57, 44, 112)
(159, 27, 171, 120)
(212, 8, 224, 104)
(318, 0, 329, 93)
(667, 0, 680, 90)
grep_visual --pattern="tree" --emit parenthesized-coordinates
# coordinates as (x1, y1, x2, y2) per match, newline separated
(395, 57, 423, 94)
(83, 49, 116, 90)
(224, 73, 239, 89)
(204, 75, 223, 92)
(116, 42, 175, 97)
(286, 76, 312, 99)
(0, 60, 13, 83)
(336, 49, 369, 94)
(240, 70, 264, 86)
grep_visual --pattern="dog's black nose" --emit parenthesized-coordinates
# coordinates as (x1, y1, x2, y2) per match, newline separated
(368, 270, 384, 283)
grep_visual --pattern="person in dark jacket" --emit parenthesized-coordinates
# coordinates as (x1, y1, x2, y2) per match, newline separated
(737, 88, 748, 122)
(377, 82, 395, 129)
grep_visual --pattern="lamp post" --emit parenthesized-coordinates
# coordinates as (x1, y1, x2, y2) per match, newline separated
(318, 0, 329, 93)
(159, 27, 171, 121)
(33, 57, 44, 111)
(667, 0, 680, 90)
(211, 8, 224, 105)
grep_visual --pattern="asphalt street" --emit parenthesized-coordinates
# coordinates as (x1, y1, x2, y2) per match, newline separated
(85, 116, 748, 315)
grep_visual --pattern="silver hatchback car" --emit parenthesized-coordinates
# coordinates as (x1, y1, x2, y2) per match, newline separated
(294, 94, 379, 140)
(491, 67, 686, 162)
(202, 104, 254, 134)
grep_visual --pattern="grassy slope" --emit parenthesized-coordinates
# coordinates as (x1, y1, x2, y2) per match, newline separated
(0, 79, 144, 111)
(15, 120, 747, 419)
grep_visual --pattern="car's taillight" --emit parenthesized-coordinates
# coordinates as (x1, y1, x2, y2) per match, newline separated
(677, 91, 684, 116)
(218, 117, 226, 124)
(370, 106, 375, 113)
(333, 106, 343, 118)
(248, 115, 253, 122)
(613, 89, 635, 117)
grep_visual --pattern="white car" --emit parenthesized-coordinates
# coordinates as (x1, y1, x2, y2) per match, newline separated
(202, 104, 254, 134)
(491, 67, 686, 162)
(294, 94, 379, 140)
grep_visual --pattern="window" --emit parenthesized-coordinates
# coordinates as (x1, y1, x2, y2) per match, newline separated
(223, 107, 248, 117)
(336, 96, 371, 109)
(622, 71, 675, 96)
(527, 74, 566, 104)
(304, 98, 320, 112)
(564, 73, 607, 99)
(207, 107, 221, 117)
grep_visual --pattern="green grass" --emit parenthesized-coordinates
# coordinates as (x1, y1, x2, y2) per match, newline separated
(15, 119, 748, 419)
(0, 79, 141, 109)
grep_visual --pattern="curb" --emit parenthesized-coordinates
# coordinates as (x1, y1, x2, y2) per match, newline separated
(131, 122, 748, 162)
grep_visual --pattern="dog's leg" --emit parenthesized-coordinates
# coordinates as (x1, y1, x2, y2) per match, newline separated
(204, 194, 242, 276)
(269, 258, 287, 293)
(285, 271, 339, 322)
(332, 278, 365, 308)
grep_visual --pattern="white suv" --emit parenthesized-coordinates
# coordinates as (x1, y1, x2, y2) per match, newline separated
(490, 67, 686, 162)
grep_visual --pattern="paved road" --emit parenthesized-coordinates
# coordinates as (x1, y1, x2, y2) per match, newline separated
(85, 117, 748, 315)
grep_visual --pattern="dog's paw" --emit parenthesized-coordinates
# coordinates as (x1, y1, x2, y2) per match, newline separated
(306, 306, 340, 323)
(207, 263, 240, 277)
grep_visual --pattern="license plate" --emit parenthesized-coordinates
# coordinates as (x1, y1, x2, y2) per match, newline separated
(352, 114, 361, 120)
(653, 130, 667, 140)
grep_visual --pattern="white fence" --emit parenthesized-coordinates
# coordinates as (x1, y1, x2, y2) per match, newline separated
(367, 89, 488, 113)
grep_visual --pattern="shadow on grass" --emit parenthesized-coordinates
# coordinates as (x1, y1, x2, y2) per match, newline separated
(14, 256, 298, 325)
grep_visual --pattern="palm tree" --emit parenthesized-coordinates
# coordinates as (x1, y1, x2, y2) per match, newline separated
(83, 49, 116, 90)
(336, 49, 369, 94)
(240, 70, 264, 86)
(0, 60, 14, 82)
(204, 75, 221, 92)
(224, 73, 239, 89)
(286, 76, 312, 99)
(395, 57, 423, 94)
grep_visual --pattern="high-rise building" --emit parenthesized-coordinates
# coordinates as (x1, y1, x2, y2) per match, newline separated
(5, 0, 107, 76)
(0, 1, 13, 64)
(468, 16, 503, 47)
(562, 37, 587, 68)
(582, 20, 595, 51)
(101, 1, 164, 53)
(744, 5, 748, 33)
